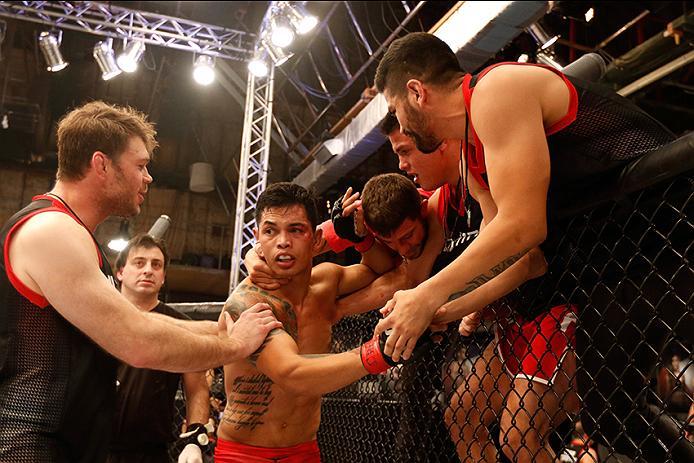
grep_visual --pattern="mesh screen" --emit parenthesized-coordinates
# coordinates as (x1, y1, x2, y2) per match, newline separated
(169, 173, 693, 462)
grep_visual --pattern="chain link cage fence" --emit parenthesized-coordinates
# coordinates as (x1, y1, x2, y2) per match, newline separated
(169, 134, 693, 462)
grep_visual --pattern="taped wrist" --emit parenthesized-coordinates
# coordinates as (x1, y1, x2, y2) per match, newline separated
(179, 422, 209, 450)
(359, 330, 434, 375)
(360, 332, 397, 375)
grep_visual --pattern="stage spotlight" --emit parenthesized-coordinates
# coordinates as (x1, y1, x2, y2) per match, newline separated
(38, 31, 68, 72)
(93, 39, 121, 81)
(270, 15, 294, 48)
(527, 23, 559, 50)
(248, 51, 269, 78)
(117, 40, 146, 73)
(193, 55, 215, 85)
(285, 3, 318, 35)
(108, 220, 130, 252)
(585, 8, 594, 23)
(262, 38, 294, 66)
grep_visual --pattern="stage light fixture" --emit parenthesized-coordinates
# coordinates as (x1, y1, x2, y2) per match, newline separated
(285, 3, 318, 35)
(248, 50, 269, 77)
(433, 1, 512, 52)
(38, 31, 69, 72)
(93, 39, 121, 81)
(262, 38, 294, 66)
(527, 23, 559, 50)
(193, 55, 215, 85)
(270, 15, 294, 48)
(108, 220, 130, 252)
(117, 40, 146, 73)
(585, 8, 594, 23)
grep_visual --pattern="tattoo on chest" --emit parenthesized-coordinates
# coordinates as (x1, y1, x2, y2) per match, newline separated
(447, 248, 529, 302)
(223, 374, 274, 431)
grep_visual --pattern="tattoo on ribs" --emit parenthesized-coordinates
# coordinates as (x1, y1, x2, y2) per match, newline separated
(447, 248, 529, 302)
(222, 374, 274, 431)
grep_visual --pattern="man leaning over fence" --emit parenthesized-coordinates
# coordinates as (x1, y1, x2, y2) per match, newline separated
(374, 32, 692, 461)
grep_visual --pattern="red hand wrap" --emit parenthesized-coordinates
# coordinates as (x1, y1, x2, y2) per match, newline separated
(360, 337, 391, 374)
(354, 233, 374, 253)
(318, 220, 352, 253)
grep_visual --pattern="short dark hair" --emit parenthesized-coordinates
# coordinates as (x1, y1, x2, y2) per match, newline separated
(362, 173, 421, 236)
(378, 112, 400, 136)
(255, 182, 318, 229)
(375, 32, 462, 97)
(115, 233, 170, 271)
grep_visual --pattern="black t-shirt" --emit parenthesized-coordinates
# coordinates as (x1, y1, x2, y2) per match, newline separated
(110, 303, 191, 451)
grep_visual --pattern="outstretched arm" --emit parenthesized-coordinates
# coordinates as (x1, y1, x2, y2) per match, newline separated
(432, 247, 547, 325)
(223, 288, 369, 396)
(9, 212, 281, 372)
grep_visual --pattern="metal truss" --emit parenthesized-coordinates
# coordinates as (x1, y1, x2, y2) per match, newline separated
(0, 1, 255, 60)
(230, 66, 275, 290)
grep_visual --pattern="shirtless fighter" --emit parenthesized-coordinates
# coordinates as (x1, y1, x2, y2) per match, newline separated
(214, 182, 406, 462)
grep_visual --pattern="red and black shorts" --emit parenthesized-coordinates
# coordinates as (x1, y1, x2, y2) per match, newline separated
(495, 304, 577, 386)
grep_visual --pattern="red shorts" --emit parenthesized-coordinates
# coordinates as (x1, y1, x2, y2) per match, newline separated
(214, 437, 321, 463)
(496, 304, 577, 385)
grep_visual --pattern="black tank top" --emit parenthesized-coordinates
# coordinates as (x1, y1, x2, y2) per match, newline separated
(462, 62, 675, 192)
(0, 195, 118, 463)
(431, 183, 483, 275)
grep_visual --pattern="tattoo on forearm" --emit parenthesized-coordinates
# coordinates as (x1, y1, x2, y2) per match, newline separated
(447, 249, 529, 302)
(222, 374, 274, 431)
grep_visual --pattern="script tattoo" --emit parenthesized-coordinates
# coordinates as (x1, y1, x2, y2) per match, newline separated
(447, 248, 529, 302)
(222, 374, 274, 431)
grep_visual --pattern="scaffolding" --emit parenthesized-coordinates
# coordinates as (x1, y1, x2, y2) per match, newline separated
(230, 66, 275, 289)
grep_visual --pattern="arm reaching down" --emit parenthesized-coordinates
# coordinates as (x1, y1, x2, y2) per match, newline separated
(375, 72, 556, 361)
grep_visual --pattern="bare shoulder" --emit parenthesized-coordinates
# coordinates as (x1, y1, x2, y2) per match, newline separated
(311, 261, 342, 282)
(13, 210, 93, 251)
(472, 64, 569, 129)
(476, 63, 561, 93)
(224, 281, 297, 339)
(10, 211, 100, 289)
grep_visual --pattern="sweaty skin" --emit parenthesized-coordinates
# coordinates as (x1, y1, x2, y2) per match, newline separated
(218, 205, 384, 448)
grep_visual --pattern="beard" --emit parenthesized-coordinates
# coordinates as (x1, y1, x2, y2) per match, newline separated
(403, 101, 442, 154)
(104, 163, 141, 217)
